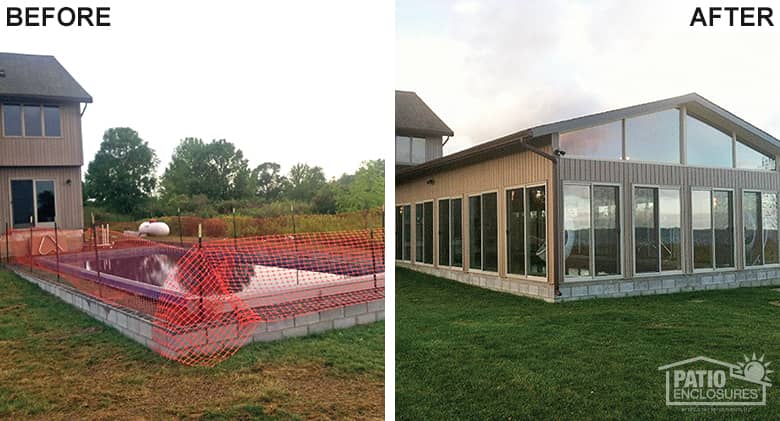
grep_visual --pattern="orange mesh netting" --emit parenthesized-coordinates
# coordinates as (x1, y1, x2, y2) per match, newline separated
(5, 225, 384, 366)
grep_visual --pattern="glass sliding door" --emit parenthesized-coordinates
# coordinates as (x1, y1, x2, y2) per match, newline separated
(634, 187, 658, 273)
(438, 199, 450, 266)
(415, 203, 424, 263)
(659, 189, 681, 271)
(423, 202, 434, 264)
(11, 180, 35, 228)
(451, 199, 463, 268)
(395, 206, 404, 260)
(743, 192, 763, 266)
(563, 185, 591, 277)
(482, 193, 498, 272)
(11, 179, 56, 229)
(402, 205, 411, 261)
(469, 196, 482, 270)
(593, 185, 620, 276)
(762, 193, 779, 265)
(527, 186, 546, 276)
(712, 191, 734, 269)
(506, 188, 525, 275)
(692, 190, 713, 269)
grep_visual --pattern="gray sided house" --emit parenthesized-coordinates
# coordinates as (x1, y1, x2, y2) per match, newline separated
(395, 90, 454, 171)
(396, 93, 780, 301)
(0, 52, 91, 232)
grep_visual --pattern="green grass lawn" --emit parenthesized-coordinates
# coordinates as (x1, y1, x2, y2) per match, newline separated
(396, 267, 780, 420)
(0, 268, 383, 420)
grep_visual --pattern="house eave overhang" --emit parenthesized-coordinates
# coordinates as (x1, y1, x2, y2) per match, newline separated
(0, 93, 93, 104)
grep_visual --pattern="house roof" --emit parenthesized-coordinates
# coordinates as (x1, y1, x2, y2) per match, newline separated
(396, 90, 454, 137)
(397, 93, 780, 182)
(0, 52, 92, 103)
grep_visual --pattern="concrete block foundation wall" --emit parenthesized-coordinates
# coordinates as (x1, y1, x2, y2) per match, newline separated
(397, 262, 557, 302)
(397, 262, 780, 303)
(14, 269, 384, 355)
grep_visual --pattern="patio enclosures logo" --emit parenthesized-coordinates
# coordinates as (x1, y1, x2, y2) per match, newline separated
(690, 6, 774, 26)
(659, 355, 773, 407)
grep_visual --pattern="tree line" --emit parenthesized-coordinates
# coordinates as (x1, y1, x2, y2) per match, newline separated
(84, 128, 384, 219)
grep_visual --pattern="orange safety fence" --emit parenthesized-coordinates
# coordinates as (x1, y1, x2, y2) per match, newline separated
(3, 224, 385, 366)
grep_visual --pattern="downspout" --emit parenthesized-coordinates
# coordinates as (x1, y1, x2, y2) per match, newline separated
(80, 103, 88, 117)
(442, 136, 451, 147)
(513, 137, 562, 299)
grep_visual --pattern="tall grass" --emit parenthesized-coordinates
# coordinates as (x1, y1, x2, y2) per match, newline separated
(102, 208, 384, 238)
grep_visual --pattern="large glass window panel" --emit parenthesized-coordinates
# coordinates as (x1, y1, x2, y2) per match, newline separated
(563, 185, 591, 277)
(395, 136, 410, 163)
(713, 190, 734, 269)
(451, 199, 463, 267)
(686, 115, 733, 168)
(762, 193, 778, 264)
(593, 185, 621, 276)
(415, 203, 424, 263)
(659, 189, 681, 271)
(395, 206, 404, 260)
(411, 137, 426, 164)
(692, 190, 713, 269)
(43, 106, 61, 137)
(23, 105, 42, 137)
(423, 202, 434, 264)
(625, 109, 680, 164)
(482, 193, 498, 272)
(35, 180, 56, 224)
(736, 140, 776, 171)
(634, 187, 658, 273)
(506, 188, 525, 275)
(438, 199, 450, 266)
(11, 180, 35, 228)
(403, 205, 411, 260)
(469, 196, 482, 270)
(527, 186, 547, 276)
(743, 192, 763, 266)
(3, 104, 22, 136)
(559, 121, 622, 160)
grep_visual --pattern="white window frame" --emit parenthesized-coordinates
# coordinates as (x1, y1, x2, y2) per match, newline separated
(631, 184, 684, 277)
(742, 189, 780, 268)
(8, 178, 57, 228)
(562, 182, 624, 282)
(1, 104, 62, 138)
(690, 187, 737, 273)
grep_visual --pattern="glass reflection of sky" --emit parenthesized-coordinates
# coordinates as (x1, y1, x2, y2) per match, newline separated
(626, 109, 680, 164)
(686, 115, 732, 168)
(559, 121, 621, 159)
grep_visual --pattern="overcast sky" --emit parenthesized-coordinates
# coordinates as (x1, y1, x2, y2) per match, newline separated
(397, 0, 780, 154)
(2, 1, 392, 179)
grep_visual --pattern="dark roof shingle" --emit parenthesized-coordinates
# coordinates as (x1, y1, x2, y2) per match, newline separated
(395, 90, 453, 137)
(0, 52, 92, 103)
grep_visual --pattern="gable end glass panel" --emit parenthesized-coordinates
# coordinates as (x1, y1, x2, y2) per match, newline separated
(736, 140, 776, 171)
(559, 121, 622, 160)
(625, 109, 680, 164)
(686, 115, 733, 168)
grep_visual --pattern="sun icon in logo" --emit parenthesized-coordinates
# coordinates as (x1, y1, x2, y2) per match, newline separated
(735, 353, 773, 383)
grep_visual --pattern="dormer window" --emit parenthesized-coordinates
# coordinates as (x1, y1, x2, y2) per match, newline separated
(2, 104, 61, 137)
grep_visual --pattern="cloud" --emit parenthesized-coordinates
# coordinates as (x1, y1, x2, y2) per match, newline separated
(397, 0, 780, 154)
